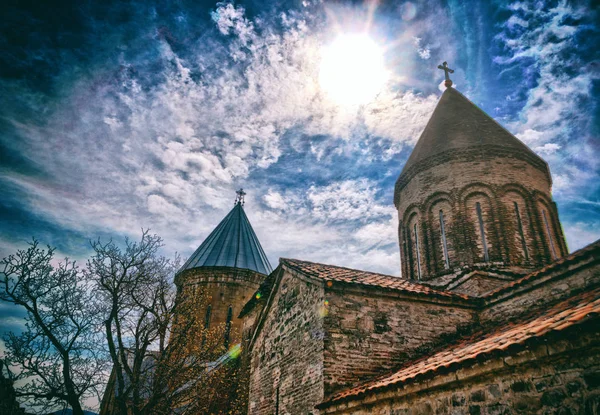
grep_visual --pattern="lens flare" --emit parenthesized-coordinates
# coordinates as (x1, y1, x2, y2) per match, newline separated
(228, 344, 242, 359)
(319, 34, 388, 106)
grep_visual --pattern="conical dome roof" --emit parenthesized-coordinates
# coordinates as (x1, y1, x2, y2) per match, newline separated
(179, 202, 272, 275)
(398, 87, 548, 184)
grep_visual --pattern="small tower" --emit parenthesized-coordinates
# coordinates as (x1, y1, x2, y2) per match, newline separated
(176, 189, 271, 342)
(395, 67, 567, 287)
(174, 189, 271, 412)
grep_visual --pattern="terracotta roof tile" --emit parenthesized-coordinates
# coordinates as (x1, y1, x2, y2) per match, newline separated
(319, 288, 600, 408)
(281, 258, 470, 300)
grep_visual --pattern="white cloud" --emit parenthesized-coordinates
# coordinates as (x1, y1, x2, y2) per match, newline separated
(263, 190, 288, 210)
(497, 1, 598, 199)
(534, 143, 561, 155)
(564, 221, 600, 252)
(307, 179, 395, 222)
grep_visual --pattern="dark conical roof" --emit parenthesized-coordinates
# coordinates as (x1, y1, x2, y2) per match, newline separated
(400, 87, 546, 177)
(179, 202, 272, 275)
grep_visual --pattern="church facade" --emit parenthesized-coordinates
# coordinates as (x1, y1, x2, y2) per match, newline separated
(169, 82, 600, 414)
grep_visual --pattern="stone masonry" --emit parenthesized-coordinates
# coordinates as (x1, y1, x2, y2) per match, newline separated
(394, 88, 568, 285)
(320, 329, 600, 415)
(247, 268, 326, 415)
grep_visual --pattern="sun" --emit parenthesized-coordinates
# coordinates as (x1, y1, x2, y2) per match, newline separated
(319, 34, 388, 106)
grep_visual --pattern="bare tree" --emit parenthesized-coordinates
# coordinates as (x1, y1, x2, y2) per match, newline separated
(0, 240, 107, 415)
(90, 231, 245, 415)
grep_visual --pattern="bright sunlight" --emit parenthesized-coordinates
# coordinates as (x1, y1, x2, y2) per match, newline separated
(319, 34, 388, 106)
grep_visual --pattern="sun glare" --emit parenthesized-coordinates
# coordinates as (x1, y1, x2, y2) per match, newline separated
(319, 34, 388, 106)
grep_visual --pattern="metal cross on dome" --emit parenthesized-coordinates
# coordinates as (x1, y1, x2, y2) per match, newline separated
(235, 188, 246, 206)
(437, 61, 454, 88)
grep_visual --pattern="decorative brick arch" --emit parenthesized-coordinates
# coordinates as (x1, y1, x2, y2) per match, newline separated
(534, 192, 567, 260)
(402, 208, 425, 281)
(498, 184, 540, 266)
(459, 184, 502, 265)
(425, 192, 455, 274)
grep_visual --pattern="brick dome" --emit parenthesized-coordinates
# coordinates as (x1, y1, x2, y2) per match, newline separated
(394, 87, 568, 282)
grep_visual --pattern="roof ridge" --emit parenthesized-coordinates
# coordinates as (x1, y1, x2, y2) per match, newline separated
(281, 257, 470, 300)
(281, 257, 401, 278)
(484, 238, 600, 299)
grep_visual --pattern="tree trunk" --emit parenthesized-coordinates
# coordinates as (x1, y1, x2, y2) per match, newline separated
(62, 355, 85, 415)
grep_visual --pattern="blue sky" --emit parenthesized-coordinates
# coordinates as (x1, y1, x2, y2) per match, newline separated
(1, 0, 598, 290)
(1, 1, 598, 409)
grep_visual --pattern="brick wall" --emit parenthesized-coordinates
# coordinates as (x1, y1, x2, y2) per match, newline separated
(323, 285, 476, 395)
(248, 270, 325, 415)
(175, 267, 264, 350)
(480, 257, 600, 327)
(321, 330, 600, 415)
(174, 267, 265, 415)
(395, 156, 567, 284)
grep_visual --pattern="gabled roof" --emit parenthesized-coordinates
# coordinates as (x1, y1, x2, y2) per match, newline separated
(319, 287, 600, 408)
(282, 258, 469, 300)
(179, 202, 272, 275)
(400, 87, 544, 176)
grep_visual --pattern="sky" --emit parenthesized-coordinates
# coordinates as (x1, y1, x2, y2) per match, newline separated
(1, 0, 599, 338)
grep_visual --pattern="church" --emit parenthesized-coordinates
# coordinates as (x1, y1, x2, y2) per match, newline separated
(162, 69, 600, 414)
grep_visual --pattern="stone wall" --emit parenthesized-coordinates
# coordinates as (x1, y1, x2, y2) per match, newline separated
(248, 269, 325, 415)
(321, 329, 600, 415)
(323, 285, 476, 395)
(480, 253, 600, 327)
(395, 155, 567, 284)
(174, 267, 265, 415)
(175, 267, 264, 350)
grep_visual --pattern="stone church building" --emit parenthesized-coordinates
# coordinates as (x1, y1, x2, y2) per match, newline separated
(131, 80, 600, 414)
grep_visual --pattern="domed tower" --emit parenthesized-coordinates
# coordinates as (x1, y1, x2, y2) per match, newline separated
(395, 75, 567, 287)
(174, 188, 271, 358)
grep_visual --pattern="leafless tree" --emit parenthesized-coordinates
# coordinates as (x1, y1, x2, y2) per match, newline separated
(89, 230, 241, 415)
(0, 241, 108, 415)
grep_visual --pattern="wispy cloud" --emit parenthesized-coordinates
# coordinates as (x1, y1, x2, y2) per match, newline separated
(0, 0, 598, 282)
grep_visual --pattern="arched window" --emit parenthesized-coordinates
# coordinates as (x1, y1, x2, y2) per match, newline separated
(405, 225, 415, 280)
(439, 210, 450, 269)
(475, 202, 489, 262)
(413, 223, 422, 280)
(542, 209, 558, 260)
(513, 202, 529, 261)
(224, 305, 233, 349)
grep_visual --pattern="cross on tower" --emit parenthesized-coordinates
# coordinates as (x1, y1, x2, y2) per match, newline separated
(235, 188, 246, 206)
(437, 61, 454, 88)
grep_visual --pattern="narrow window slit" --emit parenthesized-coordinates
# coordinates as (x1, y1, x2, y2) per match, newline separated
(542, 209, 558, 259)
(439, 210, 450, 269)
(413, 223, 422, 280)
(405, 226, 415, 280)
(513, 202, 529, 261)
(224, 305, 233, 349)
(476, 202, 489, 262)
(202, 305, 212, 346)
(204, 305, 212, 329)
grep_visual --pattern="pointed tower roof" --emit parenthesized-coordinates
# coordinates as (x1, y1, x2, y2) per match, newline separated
(179, 198, 272, 275)
(395, 87, 550, 201)
(402, 87, 544, 175)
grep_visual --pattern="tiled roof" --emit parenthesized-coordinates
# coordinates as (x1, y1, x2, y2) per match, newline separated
(281, 258, 470, 300)
(484, 239, 600, 299)
(179, 202, 272, 275)
(319, 287, 600, 408)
